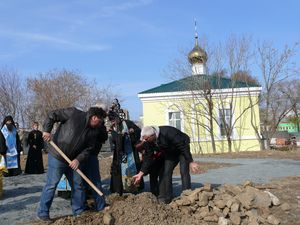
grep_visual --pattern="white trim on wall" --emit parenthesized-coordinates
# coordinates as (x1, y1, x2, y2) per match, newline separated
(192, 135, 258, 142)
(138, 87, 262, 102)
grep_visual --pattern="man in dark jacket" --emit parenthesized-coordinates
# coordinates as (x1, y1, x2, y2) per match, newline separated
(81, 118, 108, 211)
(133, 126, 199, 203)
(37, 107, 106, 221)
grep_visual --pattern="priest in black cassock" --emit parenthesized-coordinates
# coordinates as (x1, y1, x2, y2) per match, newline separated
(25, 122, 44, 174)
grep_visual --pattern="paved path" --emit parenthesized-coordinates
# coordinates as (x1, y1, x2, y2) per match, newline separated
(1, 157, 300, 225)
(171, 158, 300, 194)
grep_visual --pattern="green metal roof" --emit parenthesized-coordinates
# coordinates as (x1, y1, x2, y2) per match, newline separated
(139, 74, 260, 94)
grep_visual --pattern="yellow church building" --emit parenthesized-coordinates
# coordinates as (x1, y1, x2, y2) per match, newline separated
(138, 33, 262, 154)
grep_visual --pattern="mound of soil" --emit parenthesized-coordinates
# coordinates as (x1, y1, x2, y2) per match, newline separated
(50, 192, 200, 225)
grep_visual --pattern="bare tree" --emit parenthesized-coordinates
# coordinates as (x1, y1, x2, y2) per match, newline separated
(212, 35, 257, 152)
(231, 70, 260, 86)
(0, 67, 27, 126)
(257, 41, 298, 149)
(26, 69, 119, 124)
(89, 84, 121, 110)
(280, 79, 300, 132)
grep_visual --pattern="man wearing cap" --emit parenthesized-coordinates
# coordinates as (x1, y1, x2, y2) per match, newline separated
(133, 125, 199, 203)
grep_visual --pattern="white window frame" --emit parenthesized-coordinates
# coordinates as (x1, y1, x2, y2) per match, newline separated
(166, 104, 184, 132)
(218, 107, 235, 139)
(168, 111, 182, 131)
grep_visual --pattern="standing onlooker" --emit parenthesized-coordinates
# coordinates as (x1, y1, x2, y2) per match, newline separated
(37, 107, 106, 221)
(25, 122, 44, 174)
(109, 112, 143, 195)
(0, 116, 23, 177)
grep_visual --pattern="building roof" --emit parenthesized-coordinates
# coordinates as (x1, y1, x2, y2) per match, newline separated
(139, 74, 260, 94)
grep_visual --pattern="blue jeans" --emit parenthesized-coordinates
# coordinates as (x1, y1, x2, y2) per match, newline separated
(37, 154, 85, 217)
(82, 155, 105, 211)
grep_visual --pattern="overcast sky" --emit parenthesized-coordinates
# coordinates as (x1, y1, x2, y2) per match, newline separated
(0, 0, 299, 120)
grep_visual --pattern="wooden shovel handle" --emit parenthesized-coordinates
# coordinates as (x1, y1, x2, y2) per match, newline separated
(49, 140, 103, 196)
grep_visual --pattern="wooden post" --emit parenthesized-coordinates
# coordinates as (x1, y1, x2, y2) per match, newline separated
(49, 140, 103, 196)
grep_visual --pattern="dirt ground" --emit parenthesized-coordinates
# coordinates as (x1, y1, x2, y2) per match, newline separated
(18, 149, 300, 225)
(29, 176, 300, 225)
(19, 153, 234, 179)
(267, 176, 300, 225)
(20, 148, 300, 178)
(197, 148, 300, 160)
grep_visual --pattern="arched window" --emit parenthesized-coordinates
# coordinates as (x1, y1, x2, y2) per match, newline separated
(167, 104, 182, 131)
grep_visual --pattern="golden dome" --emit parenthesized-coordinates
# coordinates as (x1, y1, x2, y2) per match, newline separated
(188, 37, 207, 64)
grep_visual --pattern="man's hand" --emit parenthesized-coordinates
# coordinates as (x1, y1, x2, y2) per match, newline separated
(135, 140, 146, 152)
(133, 171, 144, 185)
(189, 162, 200, 173)
(33, 145, 37, 149)
(43, 132, 51, 142)
(69, 159, 80, 170)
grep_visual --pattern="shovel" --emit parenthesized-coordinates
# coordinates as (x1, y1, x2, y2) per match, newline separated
(49, 140, 104, 196)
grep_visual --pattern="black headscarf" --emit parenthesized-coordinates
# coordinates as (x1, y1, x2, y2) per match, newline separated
(1, 115, 16, 128)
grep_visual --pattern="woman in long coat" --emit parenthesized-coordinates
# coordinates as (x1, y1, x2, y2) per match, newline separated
(25, 122, 44, 174)
(109, 114, 143, 195)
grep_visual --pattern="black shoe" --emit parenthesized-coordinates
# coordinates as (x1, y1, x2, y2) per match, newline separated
(158, 197, 171, 204)
(36, 215, 52, 222)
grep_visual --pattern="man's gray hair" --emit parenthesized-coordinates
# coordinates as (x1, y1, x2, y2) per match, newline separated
(141, 126, 155, 138)
(141, 126, 160, 140)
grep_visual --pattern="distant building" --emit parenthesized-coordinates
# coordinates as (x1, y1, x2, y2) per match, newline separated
(138, 31, 262, 153)
(277, 122, 299, 133)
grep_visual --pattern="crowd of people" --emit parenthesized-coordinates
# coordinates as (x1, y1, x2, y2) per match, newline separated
(0, 104, 199, 222)
(0, 117, 44, 177)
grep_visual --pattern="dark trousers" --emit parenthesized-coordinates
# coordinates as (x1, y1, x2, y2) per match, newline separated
(158, 154, 191, 203)
(179, 154, 191, 190)
(82, 155, 105, 211)
(149, 157, 164, 196)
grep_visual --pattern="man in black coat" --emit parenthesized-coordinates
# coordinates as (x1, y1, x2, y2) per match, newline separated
(133, 126, 199, 203)
(37, 107, 106, 221)
(81, 118, 108, 211)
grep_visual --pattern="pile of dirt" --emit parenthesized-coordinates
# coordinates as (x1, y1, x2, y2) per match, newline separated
(47, 181, 288, 225)
(108, 193, 187, 225)
(170, 182, 287, 225)
(49, 192, 199, 225)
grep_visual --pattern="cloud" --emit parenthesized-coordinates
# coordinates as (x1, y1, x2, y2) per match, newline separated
(0, 30, 110, 52)
(91, 0, 153, 18)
